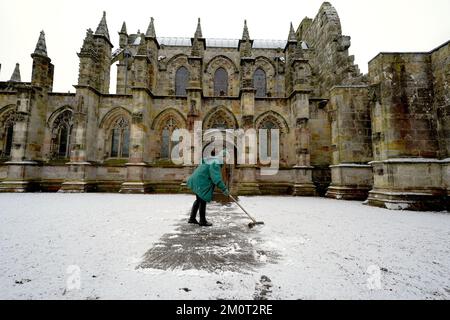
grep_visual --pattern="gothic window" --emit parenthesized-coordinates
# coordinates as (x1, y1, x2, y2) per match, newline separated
(175, 66, 189, 96)
(51, 110, 73, 159)
(3, 123, 14, 158)
(57, 126, 69, 157)
(109, 117, 130, 158)
(160, 117, 179, 160)
(0, 110, 16, 158)
(254, 68, 267, 98)
(214, 68, 228, 96)
(204, 108, 237, 131)
(210, 113, 230, 130)
(261, 120, 277, 157)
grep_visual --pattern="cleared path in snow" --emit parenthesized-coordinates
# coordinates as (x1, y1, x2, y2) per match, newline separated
(138, 200, 279, 273)
(0, 194, 449, 300)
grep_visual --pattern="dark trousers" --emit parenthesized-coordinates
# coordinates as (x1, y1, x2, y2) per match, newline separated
(190, 195, 207, 223)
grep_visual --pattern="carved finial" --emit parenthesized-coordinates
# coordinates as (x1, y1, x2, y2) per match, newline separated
(81, 28, 95, 51)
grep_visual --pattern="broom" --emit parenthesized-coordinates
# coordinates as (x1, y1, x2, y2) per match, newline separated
(229, 195, 265, 229)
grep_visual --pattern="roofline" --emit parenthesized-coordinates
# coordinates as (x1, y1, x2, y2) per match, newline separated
(368, 40, 450, 65)
(154, 37, 288, 49)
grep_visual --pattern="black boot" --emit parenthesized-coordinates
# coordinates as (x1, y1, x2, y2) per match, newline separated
(188, 218, 200, 225)
(188, 199, 200, 225)
(199, 221, 213, 227)
(199, 199, 212, 227)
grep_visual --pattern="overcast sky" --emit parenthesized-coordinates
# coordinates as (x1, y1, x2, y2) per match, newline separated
(0, 0, 449, 93)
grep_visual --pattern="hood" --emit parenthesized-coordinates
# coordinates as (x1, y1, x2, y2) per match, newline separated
(202, 156, 223, 165)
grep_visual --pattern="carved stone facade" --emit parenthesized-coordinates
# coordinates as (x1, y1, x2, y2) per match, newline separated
(0, 2, 448, 211)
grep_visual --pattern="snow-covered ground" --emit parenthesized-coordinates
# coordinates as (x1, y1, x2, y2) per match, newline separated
(0, 194, 449, 300)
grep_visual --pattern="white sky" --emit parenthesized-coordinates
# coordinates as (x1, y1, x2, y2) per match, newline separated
(0, 0, 449, 93)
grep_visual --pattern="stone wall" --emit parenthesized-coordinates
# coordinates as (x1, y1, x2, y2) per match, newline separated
(369, 53, 439, 160)
(431, 41, 450, 158)
(367, 50, 448, 210)
(300, 2, 364, 98)
(326, 85, 373, 199)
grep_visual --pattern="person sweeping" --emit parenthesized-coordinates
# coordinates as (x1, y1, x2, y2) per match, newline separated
(186, 150, 229, 227)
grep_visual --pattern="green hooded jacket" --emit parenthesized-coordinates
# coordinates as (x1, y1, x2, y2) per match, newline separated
(187, 156, 229, 202)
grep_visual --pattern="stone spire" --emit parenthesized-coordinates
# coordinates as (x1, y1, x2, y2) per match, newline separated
(120, 21, 127, 34)
(239, 20, 253, 57)
(288, 22, 297, 42)
(10, 63, 21, 82)
(119, 22, 128, 48)
(191, 18, 205, 56)
(146, 17, 156, 38)
(33, 31, 48, 57)
(95, 11, 110, 40)
(284, 22, 298, 53)
(242, 20, 250, 40)
(195, 18, 203, 38)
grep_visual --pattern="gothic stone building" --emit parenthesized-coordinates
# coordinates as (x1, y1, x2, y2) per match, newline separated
(0, 2, 449, 211)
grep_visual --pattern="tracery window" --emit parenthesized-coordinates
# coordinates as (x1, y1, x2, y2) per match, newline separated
(160, 117, 179, 159)
(175, 66, 189, 96)
(203, 108, 237, 131)
(260, 119, 277, 157)
(51, 110, 73, 159)
(254, 68, 267, 98)
(110, 117, 130, 158)
(214, 68, 228, 96)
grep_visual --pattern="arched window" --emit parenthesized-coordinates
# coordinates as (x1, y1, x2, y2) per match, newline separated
(110, 117, 130, 158)
(261, 120, 276, 157)
(160, 117, 179, 160)
(0, 110, 16, 158)
(51, 110, 73, 159)
(254, 68, 267, 98)
(214, 68, 228, 96)
(3, 124, 14, 157)
(175, 66, 189, 96)
(57, 125, 69, 157)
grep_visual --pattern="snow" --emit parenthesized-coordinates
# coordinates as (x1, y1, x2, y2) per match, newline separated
(0, 194, 449, 300)
(385, 202, 411, 210)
